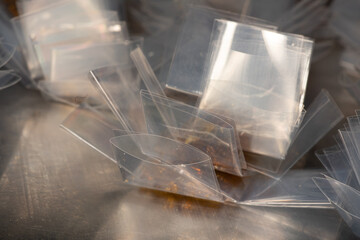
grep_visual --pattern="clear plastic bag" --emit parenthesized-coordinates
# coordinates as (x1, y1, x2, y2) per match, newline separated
(33, 19, 128, 80)
(166, 6, 277, 96)
(141, 90, 246, 176)
(198, 19, 313, 159)
(12, 0, 115, 81)
(61, 103, 124, 162)
(313, 176, 360, 237)
(246, 90, 343, 178)
(241, 170, 331, 208)
(111, 133, 225, 202)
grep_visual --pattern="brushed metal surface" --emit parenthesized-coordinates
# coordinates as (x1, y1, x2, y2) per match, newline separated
(0, 47, 359, 239)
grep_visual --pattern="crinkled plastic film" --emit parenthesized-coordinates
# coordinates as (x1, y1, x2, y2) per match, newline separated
(313, 176, 360, 237)
(61, 103, 124, 162)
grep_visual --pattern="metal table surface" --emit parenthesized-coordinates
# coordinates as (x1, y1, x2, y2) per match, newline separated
(0, 49, 359, 239)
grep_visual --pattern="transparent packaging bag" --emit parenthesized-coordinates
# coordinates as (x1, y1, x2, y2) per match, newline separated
(313, 176, 360, 237)
(11, 0, 113, 81)
(61, 103, 229, 203)
(111, 134, 225, 202)
(89, 64, 145, 132)
(245, 90, 343, 178)
(33, 18, 128, 80)
(40, 40, 140, 101)
(141, 90, 246, 176)
(50, 40, 137, 83)
(198, 19, 313, 159)
(61, 103, 124, 162)
(60, 94, 338, 207)
(166, 6, 277, 96)
(241, 170, 331, 208)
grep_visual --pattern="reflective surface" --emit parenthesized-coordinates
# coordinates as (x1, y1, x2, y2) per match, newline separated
(0, 86, 357, 239)
(0, 45, 359, 239)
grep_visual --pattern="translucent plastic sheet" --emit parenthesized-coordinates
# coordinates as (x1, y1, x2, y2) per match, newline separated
(0, 70, 21, 90)
(61, 103, 124, 162)
(111, 134, 225, 202)
(241, 170, 330, 208)
(50, 40, 135, 83)
(141, 90, 246, 176)
(60, 98, 335, 207)
(89, 63, 144, 132)
(12, 0, 115, 81)
(61, 103, 231, 203)
(316, 146, 351, 183)
(313, 176, 360, 237)
(33, 19, 128, 80)
(166, 6, 277, 96)
(246, 90, 343, 178)
(198, 19, 313, 159)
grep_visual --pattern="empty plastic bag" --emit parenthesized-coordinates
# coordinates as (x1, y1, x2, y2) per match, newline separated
(141, 90, 246, 176)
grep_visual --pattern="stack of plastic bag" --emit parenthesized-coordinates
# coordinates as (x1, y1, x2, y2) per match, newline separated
(55, 6, 345, 207)
(12, 0, 130, 104)
(315, 110, 360, 237)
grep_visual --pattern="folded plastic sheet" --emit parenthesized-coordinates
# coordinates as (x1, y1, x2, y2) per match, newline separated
(313, 109, 360, 236)
(166, 6, 277, 96)
(245, 90, 343, 178)
(141, 90, 246, 176)
(61, 103, 123, 162)
(111, 134, 225, 202)
(91, 45, 247, 177)
(89, 63, 144, 132)
(62, 102, 228, 203)
(61, 103, 329, 206)
(60, 87, 340, 207)
(241, 170, 330, 208)
(198, 19, 313, 159)
(313, 176, 360, 237)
